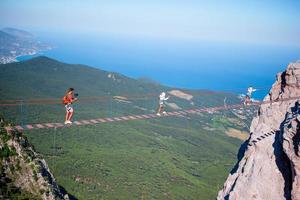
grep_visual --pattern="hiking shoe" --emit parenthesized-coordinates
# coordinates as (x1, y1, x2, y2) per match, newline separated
(64, 120, 72, 125)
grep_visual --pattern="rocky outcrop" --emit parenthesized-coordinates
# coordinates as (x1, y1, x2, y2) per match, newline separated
(282, 103, 300, 200)
(217, 61, 300, 200)
(0, 121, 70, 200)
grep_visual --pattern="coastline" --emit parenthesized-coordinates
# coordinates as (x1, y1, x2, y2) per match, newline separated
(2, 48, 54, 63)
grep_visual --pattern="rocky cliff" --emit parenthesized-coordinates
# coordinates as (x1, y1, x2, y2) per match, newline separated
(0, 119, 70, 200)
(217, 61, 300, 200)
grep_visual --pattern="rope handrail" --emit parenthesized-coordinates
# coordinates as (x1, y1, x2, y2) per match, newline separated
(4, 95, 299, 133)
(0, 84, 276, 106)
(3, 82, 299, 106)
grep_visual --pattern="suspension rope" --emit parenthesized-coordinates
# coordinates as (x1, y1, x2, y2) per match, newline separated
(4, 95, 299, 133)
(1, 83, 287, 106)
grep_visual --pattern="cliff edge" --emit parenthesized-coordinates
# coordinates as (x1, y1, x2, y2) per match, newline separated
(217, 61, 300, 200)
(0, 119, 71, 200)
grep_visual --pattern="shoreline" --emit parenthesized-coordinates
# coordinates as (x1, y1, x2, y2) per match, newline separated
(15, 47, 54, 62)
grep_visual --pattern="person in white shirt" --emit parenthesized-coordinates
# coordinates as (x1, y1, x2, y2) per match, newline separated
(157, 92, 169, 116)
(245, 86, 257, 105)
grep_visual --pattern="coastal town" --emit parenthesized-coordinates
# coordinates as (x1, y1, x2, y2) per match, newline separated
(0, 28, 52, 64)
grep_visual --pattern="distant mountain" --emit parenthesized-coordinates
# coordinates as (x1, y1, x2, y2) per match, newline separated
(2, 27, 34, 39)
(0, 56, 167, 100)
(0, 56, 237, 103)
(0, 57, 255, 199)
(0, 30, 16, 40)
(0, 28, 52, 64)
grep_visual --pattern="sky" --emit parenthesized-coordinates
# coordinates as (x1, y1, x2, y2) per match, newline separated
(1, 0, 300, 47)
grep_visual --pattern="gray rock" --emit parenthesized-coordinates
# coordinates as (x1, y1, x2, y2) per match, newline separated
(0, 130, 68, 200)
(282, 112, 300, 200)
(297, 115, 300, 122)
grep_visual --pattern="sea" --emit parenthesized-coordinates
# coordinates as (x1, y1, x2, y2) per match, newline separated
(17, 32, 300, 100)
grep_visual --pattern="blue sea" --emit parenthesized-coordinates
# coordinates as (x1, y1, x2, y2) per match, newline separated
(18, 32, 300, 99)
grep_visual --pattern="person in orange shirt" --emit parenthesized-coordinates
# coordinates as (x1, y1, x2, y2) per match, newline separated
(62, 88, 78, 124)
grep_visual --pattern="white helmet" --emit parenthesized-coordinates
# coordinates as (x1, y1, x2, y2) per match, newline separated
(160, 92, 166, 97)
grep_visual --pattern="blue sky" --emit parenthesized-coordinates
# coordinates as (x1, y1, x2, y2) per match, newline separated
(1, 0, 300, 47)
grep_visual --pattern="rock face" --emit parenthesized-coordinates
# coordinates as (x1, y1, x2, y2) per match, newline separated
(217, 61, 300, 200)
(283, 105, 300, 200)
(0, 124, 70, 200)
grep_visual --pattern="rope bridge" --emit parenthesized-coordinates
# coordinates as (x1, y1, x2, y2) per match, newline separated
(4, 95, 299, 133)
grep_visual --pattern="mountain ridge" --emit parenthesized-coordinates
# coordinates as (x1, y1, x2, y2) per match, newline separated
(0, 56, 234, 100)
(2, 27, 34, 39)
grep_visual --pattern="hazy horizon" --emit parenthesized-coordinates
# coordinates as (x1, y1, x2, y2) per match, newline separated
(1, 0, 300, 47)
(1, 0, 300, 98)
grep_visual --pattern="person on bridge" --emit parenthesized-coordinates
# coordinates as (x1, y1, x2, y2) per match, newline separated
(63, 88, 78, 124)
(244, 86, 257, 105)
(157, 92, 169, 116)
